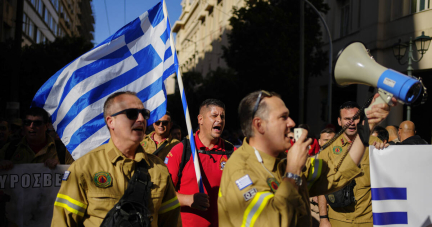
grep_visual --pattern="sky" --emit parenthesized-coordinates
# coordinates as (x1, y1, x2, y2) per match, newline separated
(92, 0, 182, 45)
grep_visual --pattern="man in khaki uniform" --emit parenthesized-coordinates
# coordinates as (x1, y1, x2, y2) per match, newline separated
(141, 111, 180, 160)
(0, 107, 72, 170)
(318, 101, 385, 227)
(218, 91, 392, 227)
(51, 91, 180, 227)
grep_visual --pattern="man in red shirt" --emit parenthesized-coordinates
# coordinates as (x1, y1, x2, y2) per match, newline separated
(165, 99, 235, 227)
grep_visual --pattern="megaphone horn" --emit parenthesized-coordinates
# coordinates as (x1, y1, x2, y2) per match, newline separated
(334, 42, 423, 108)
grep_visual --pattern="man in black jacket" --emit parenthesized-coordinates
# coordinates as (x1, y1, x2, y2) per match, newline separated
(397, 121, 428, 145)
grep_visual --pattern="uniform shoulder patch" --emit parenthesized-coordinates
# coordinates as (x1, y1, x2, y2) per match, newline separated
(62, 171, 71, 181)
(94, 171, 112, 188)
(220, 156, 227, 170)
(333, 146, 343, 155)
(267, 178, 279, 192)
(243, 188, 257, 201)
(236, 174, 253, 190)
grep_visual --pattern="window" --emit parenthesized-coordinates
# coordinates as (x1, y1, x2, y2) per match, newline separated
(340, 0, 351, 37)
(31, 0, 36, 7)
(22, 14, 27, 33)
(38, 1, 44, 15)
(36, 29, 42, 43)
(411, 0, 431, 13)
(44, 7, 49, 23)
(28, 20, 35, 40)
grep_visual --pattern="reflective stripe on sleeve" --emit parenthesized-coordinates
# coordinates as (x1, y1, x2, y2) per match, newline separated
(241, 191, 274, 227)
(219, 188, 222, 197)
(159, 196, 180, 214)
(54, 193, 87, 217)
(307, 158, 323, 190)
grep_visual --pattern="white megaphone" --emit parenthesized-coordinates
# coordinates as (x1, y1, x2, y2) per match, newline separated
(334, 42, 424, 111)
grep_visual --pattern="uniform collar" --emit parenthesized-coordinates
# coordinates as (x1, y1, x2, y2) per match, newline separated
(149, 131, 171, 144)
(195, 130, 223, 150)
(341, 134, 352, 147)
(242, 137, 279, 172)
(106, 139, 150, 166)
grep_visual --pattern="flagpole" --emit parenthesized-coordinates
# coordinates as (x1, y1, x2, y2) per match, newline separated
(163, 0, 204, 193)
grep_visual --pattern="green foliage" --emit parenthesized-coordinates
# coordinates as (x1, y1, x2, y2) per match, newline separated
(0, 36, 93, 117)
(223, 0, 329, 120)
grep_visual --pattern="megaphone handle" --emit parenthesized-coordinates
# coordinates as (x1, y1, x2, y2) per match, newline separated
(364, 88, 394, 115)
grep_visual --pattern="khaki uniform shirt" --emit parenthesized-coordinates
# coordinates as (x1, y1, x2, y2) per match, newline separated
(141, 132, 180, 160)
(318, 135, 382, 225)
(51, 139, 181, 227)
(218, 138, 362, 227)
(0, 135, 59, 164)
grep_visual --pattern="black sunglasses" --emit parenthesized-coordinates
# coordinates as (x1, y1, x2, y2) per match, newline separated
(24, 120, 44, 127)
(154, 120, 170, 126)
(111, 108, 150, 120)
(252, 90, 272, 118)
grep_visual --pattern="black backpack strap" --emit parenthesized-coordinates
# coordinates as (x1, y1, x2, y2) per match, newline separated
(153, 142, 168, 156)
(222, 140, 235, 159)
(54, 140, 67, 165)
(4, 139, 21, 160)
(101, 160, 153, 227)
(176, 138, 191, 190)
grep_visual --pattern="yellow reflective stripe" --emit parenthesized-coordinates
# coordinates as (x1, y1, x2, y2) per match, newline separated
(218, 188, 222, 197)
(159, 196, 180, 214)
(307, 158, 323, 190)
(241, 191, 274, 227)
(54, 194, 87, 217)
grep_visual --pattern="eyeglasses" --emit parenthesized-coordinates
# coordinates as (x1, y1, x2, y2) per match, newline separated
(154, 120, 170, 126)
(111, 108, 150, 120)
(252, 90, 272, 118)
(24, 120, 44, 127)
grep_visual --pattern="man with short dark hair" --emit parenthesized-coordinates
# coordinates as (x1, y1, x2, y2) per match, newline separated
(51, 91, 180, 227)
(0, 107, 60, 169)
(218, 91, 392, 226)
(165, 99, 235, 227)
(318, 101, 387, 227)
(397, 121, 427, 145)
(318, 128, 336, 147)
(171, 124, 182, 141)
(141, 111, 180, 160)
(372, 126, 389, 143)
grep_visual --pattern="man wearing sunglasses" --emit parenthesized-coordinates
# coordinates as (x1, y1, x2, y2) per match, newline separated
(0, 107, 63, 170)
(218, 90, 394, 227)
(141, 111, 180, 160)
(52, 91, 180, 227)
(165, 99, 235, 227)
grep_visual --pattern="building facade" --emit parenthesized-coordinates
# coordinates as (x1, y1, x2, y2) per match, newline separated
(172, 0, 245, 76)
(0, 0, 94, 45)
(306, 0, 432, 141)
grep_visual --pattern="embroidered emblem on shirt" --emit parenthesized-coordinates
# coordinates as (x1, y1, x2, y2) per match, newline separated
(341, 138, 345, 144)
(243, 188, 258, 201)
(164, 157, 169, 164)
(328, 194, 336, 203)
(94, 172, 112, 188)
(267, 178, 280, 192)
(236, 175, 253, 190)
(333, 146, 343, 155)
(62, 171, 71, 181)
(142, 141, 147, 147)
(220, 156, 227, 170)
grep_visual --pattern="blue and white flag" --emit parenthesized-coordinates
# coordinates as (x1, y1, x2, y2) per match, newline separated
(370, 145, 432, 226)
(31, 0, 176, 160)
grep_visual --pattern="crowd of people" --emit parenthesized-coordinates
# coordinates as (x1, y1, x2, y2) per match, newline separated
(0, 90, 428, 227)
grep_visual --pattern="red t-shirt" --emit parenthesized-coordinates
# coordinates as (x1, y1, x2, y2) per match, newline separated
(165, 130, 236, 227)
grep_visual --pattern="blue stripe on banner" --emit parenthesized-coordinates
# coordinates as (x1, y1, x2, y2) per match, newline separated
(51, 45, 132, 124)
(124, 17, 145, 44)
(160, 27, 169, 44)
(373, 212, 408, 225)
(148, 2, 163, 27)
(66, 112, 105, 152)
(56, 45, 162, 138)
(147, 101, 166, 125)
(31, 63, 70, 108)
(371, 188, 407, 200)
(162, 64, 176, 81)
(164, 47, 172, 61)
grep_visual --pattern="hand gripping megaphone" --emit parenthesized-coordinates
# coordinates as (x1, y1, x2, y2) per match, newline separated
(334, 42, 427, 111)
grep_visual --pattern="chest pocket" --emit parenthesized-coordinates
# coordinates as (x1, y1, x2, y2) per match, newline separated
(87, 192, 121, 218)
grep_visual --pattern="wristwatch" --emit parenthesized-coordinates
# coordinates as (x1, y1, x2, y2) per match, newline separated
(283, 172, 302, 186)
(320, 215, 329, 219)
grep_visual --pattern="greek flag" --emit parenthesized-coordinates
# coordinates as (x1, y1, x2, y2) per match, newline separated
(370, 145, 432, 226)
(31, 0, 176, 160)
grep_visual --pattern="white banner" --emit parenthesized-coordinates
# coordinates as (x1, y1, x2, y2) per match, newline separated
(370, 145, 432, 226)
(0, 163, 69, 227)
